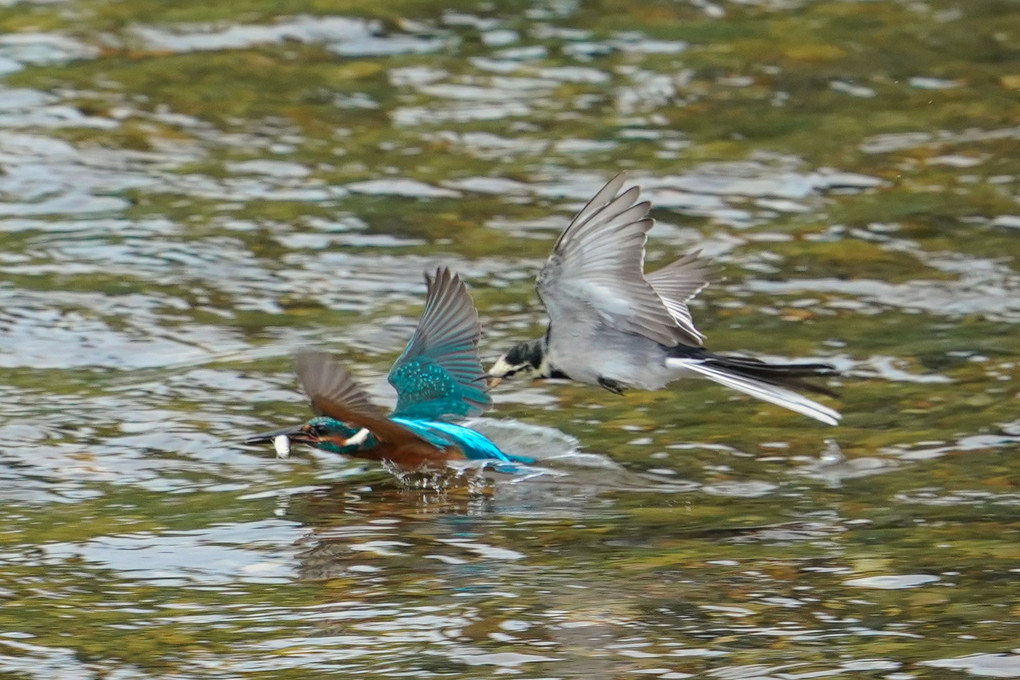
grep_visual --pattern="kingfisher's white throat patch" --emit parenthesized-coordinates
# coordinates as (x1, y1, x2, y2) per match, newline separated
(343, 427, 371, 447)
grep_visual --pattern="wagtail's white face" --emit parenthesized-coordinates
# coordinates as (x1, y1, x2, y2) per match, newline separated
(486, 352, 539, 387)
(486, 338, 548, 387)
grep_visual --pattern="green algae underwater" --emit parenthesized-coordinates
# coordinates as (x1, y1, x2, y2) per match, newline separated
(1, 0, 1019, 677)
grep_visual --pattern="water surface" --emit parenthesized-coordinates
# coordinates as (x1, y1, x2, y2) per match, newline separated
(1, 0, 1019, 678)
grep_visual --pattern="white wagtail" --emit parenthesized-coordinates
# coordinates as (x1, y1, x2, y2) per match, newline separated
(485, 173, 841, 425)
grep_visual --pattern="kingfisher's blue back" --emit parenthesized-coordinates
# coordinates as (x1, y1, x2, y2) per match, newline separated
(391, 417, 534, 465)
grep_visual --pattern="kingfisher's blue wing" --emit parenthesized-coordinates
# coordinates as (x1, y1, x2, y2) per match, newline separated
(388, 267, 492, 420)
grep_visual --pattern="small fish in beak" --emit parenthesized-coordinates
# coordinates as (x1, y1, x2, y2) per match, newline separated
(244, 424, 308, 457)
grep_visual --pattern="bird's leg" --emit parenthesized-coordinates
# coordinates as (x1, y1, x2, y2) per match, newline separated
(598, 377, 627, 395)
(342, 427, 371, 446)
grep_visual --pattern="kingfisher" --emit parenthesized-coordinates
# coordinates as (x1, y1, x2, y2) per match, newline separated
(246, 267, 534, 469)
(485, 173, 842, 425)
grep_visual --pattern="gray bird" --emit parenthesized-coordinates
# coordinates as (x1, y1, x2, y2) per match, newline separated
(486, 173, 841, 426)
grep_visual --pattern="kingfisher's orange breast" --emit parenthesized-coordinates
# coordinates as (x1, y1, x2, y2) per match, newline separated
(351, 442, 464, 469)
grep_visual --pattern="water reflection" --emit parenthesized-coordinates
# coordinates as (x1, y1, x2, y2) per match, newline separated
(0, 31, 97, 75)
(42, 520, 300, 585)
(130, 15, 451, 56)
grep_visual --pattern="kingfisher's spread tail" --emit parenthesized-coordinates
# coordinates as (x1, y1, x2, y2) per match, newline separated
(665, 348, 841, 426)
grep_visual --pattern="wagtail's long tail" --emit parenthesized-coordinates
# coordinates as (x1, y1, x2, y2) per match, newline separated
(665, 348, 841, 425)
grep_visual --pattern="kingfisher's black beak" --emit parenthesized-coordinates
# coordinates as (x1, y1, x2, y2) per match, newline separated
(479, 373, 504, 388)
(243, 424, 312, 445)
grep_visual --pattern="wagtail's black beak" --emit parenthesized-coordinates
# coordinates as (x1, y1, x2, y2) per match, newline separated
(477, 373, 504, 388)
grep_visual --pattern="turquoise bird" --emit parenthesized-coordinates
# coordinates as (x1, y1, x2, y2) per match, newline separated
(245, 267, 533, 469)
